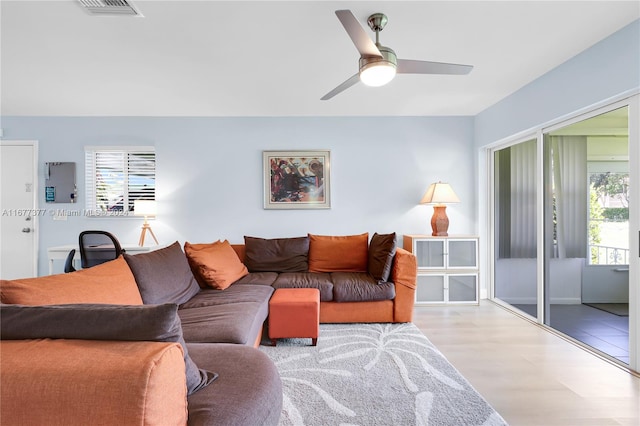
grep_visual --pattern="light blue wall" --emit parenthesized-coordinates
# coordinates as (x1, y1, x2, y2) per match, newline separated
(471, 19, 639, 299)
(0, 116, 475, 275)
(4, 20, 639, 278)
(474, 19, 640, 147)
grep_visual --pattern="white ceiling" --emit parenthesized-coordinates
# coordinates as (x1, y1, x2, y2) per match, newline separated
(1, 1, 638, 117)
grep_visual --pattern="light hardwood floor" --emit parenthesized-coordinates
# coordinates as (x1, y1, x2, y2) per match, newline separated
(413, 301, 640, 426)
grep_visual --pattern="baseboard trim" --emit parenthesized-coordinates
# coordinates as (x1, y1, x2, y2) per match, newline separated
(498, 297, 582, 305)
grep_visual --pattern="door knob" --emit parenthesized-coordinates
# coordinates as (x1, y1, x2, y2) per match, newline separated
(22, 228, 32, 233)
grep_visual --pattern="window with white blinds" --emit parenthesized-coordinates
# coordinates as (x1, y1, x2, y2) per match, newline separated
(85, 146, 155, 216)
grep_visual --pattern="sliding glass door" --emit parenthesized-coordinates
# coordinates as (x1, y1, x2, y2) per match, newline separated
(543, 107, 630, 364)
(493, 138, 538, 319)
(491, 99, 638, 370)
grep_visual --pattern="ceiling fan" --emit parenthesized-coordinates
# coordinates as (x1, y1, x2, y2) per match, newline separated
(321, 10, 473, 100)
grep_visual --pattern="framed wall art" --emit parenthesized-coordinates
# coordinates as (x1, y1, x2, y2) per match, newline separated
(263, 150, 331, 209)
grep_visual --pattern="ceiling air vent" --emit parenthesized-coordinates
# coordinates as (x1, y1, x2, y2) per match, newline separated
(77, 0, 142, 16)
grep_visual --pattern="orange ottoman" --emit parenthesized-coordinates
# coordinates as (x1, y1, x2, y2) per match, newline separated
(268, 288, 320, 346)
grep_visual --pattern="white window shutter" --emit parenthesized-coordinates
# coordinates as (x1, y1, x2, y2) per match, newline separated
(84, 146, 155, 216)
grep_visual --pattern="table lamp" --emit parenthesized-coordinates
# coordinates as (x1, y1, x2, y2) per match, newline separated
(420, 182, 460, 236)
(134, 200, 159, 246)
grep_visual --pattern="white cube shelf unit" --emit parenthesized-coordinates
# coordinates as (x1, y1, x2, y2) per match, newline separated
(403, 235, 479, 305)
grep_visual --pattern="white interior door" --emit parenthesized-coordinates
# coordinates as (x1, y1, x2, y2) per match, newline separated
(0, 141, 38, 279)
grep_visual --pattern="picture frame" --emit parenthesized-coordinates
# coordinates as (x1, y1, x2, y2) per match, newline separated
(263, 150, 331, 209)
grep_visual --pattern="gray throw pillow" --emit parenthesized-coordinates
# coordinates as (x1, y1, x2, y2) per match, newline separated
(124, 241, 201, 305)
(244, 236, 310, 272)
(368, 232, 396, 282)
(0, 303, 216, 395)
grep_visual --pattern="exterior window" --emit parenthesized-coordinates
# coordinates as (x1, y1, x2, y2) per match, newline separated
(588, 171, 629, 265)
(85, 146, 155, 216)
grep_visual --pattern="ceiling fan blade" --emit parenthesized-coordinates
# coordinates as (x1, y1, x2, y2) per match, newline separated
(321, 74, 360, 100)
(335, 10, 382, 58)
(397, 59, 473, 75)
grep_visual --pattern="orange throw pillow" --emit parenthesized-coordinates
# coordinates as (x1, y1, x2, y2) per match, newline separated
(184, 241, 248, 290)
(308, 233, 369, 272)
(0, 256, 143, 305)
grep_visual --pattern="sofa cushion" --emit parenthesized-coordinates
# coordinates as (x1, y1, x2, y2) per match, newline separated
(1, 339, 188, 426)
(272, 272, 334, 302)
(308, 233, 368, 272)
(184, 240, 249, 290)
(231, 244, 246, 262)
(180, 284, 274, 310)
(124, 241, 201, 305)
(233, 272, 279, 286)
(179, 285, 273, 345)
(331, 272, 396, 302)
(187, 343, 283, 426)
(0, 303, 216, 395)
(244, 236, 309, 272)
(368, 232, 397, 282)
(0, 256, 142, 305)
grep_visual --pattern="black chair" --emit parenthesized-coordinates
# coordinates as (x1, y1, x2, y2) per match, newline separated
(64, 249, 76, 273)
(79, 230, 124, 269)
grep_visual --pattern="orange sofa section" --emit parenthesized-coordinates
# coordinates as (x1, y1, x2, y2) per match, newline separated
(233, 244, 417, 324)
(391, 248, 418, 323)
(0, 339, 188, 426)
(319, 248, 417, 323)
(0, 256, 143, 306)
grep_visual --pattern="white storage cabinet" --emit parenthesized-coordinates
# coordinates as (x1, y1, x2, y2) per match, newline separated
(403, 235, 479, 305)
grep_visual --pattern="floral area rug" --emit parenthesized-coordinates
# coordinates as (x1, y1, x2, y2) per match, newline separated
(260, 323, 507, 426)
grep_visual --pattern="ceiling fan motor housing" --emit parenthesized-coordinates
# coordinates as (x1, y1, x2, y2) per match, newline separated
(359, 45, 397, 84)
(358, 44, 398, 87)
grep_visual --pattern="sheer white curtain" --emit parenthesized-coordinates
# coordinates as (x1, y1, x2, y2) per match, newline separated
(510, 140, 537, 258)
(551, 136, 588, 258)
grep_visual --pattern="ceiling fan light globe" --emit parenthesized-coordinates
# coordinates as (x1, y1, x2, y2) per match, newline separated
(360, 62, 396, 87)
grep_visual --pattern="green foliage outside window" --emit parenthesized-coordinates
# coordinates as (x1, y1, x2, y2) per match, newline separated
(602, 207, 629, 221)
(590, 172, 629, 208)
(588, 185, 603, 264)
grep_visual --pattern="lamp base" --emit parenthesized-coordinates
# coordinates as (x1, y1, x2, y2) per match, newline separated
(139, 223, 159, 247)
(430, 205, 450, 237)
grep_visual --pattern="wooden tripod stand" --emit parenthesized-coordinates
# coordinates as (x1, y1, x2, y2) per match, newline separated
(139, 220, 159, 246)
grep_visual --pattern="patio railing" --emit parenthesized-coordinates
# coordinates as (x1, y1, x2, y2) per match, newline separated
(589, 244, 629, 265)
